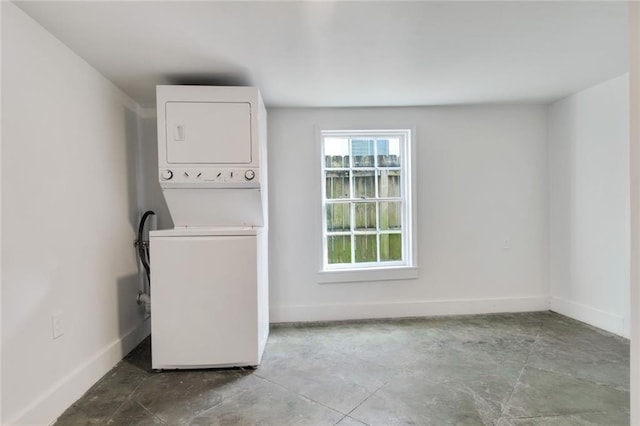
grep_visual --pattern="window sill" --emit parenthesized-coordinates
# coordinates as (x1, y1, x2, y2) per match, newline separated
(317, 266, 419, 284)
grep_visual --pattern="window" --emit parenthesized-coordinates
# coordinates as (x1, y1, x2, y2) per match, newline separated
(320, 129, 416, 279)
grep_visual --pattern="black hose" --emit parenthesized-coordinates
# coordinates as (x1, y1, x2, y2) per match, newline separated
(137, 210, 155, 285)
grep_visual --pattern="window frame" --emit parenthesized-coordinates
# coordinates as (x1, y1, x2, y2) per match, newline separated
(318, 128, 418, 283)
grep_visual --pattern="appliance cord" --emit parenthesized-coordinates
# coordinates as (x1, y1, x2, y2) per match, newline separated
(136, 210, 156, 286)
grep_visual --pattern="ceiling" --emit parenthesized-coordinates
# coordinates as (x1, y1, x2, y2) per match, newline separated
(14, 1, 629, 108)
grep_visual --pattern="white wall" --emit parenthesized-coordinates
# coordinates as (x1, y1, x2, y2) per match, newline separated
(1, 3, 148, 424)
(267, 106, 549, 322)
(138, 111, 173, 231)
(628, 4, 639, 422)
(0, 2, 5, 422)
(548, 74, 630, 337)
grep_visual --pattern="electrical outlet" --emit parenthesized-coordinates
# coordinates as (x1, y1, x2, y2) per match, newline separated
(503, 237, 511, 250)
(52, 312, 64, 339)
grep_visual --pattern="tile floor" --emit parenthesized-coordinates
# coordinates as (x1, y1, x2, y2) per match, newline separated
(54, 312, 630, 425)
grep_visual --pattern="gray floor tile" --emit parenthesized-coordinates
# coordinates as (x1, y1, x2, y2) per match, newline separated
(503, 366, 629, 422)
(420, 313, 545, 344)
(256, 348, 393, 413)
(188, 375, 343, 425)
(527, 318, 629, 390)
(335, 416, 369, 425)
(411, 337, 530, 383)
(55, 361, 149, 425)
(131, 369, 252, 425)
(349, 379, 492, 426)
(106, 399, 165, 425)
(497, 410, 630, 426)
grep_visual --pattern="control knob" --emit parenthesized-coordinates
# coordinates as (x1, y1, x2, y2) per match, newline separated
(244, 170, 256, 181)
(161, 169, 173, 180)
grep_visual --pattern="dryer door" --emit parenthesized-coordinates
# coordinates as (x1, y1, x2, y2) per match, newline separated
(165, 101, 252, 164)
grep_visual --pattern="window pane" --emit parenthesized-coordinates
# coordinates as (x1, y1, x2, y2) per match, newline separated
(378, 170, 401, 198)
(354, 170, 375, 199)
(380, 233, 402, 261)
(379, 202, 401, 230)
(326, 155, 349, 168)
(354, 202, 376, 230)
(352, 139, 374, 167)
(327, 235, 351, 264)
(355, 235, 377, 263)
(326, 203, 350, 232)
(325, 171, 350, 199)
(376, 138, 401, 167)
(325, 138, 348, 161)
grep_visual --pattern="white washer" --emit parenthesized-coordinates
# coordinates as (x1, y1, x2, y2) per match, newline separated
(150, 227, 269, 369)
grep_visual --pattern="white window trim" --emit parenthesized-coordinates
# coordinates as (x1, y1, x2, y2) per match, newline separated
(316, 126, 418, 284)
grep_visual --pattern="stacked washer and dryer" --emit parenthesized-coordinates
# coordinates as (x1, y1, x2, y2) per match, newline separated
(149, 86, 269, 369)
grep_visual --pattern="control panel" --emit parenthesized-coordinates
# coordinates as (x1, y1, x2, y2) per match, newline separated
(159, 167, 259, 186)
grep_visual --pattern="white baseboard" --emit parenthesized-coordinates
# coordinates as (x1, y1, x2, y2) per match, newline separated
(270, 296, 550, 323)
(8, 318, 151, 426)
(550, 296, 628, 338)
